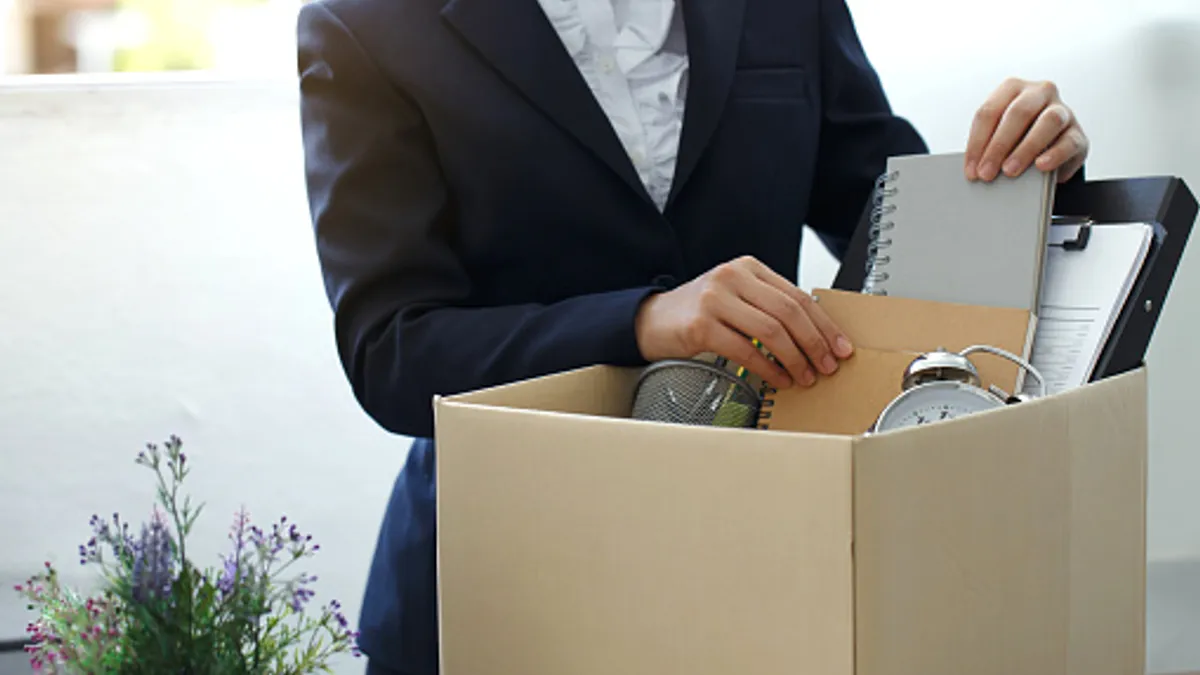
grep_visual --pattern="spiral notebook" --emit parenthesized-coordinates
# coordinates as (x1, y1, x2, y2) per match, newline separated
(862, 152, 1057, 311)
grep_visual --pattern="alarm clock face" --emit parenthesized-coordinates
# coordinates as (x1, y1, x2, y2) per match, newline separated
(874, 381, 1004, 432)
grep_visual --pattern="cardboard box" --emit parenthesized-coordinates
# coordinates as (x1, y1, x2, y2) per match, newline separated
(434, 338, 1147, 675)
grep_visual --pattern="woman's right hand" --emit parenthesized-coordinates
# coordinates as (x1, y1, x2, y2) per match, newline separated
(634, 256, 855, 391)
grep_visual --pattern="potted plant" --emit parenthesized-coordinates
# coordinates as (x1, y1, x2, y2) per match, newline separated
(14, 435, 361, 673)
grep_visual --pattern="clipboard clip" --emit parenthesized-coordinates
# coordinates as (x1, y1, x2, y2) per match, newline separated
(1050, 215, 1094, 251)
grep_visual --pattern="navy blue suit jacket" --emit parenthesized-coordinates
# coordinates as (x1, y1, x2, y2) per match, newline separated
(297, 0, 927, 670)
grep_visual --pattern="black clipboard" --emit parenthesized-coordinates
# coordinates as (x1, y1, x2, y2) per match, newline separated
(830, 174, 1197, 382)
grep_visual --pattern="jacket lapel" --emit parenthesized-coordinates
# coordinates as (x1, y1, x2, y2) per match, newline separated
(668, 0, 748, 208)
(441, 0, 653, 205)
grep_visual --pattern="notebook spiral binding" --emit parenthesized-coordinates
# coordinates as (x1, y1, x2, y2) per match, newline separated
(760, 171, 898, 429)
(755, 384, 776, 430)
(862, 169, 899, 295)
(755, 352, 781, 430)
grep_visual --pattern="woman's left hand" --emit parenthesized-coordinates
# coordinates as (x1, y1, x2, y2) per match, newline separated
(964, 77, 1088, 184)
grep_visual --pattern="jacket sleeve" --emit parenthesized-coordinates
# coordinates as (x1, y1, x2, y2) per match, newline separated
(804, 0, 928, 261)
(297, 3, 661, 439)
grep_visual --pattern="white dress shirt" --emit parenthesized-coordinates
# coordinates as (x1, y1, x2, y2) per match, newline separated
(537, 0, 689, 211)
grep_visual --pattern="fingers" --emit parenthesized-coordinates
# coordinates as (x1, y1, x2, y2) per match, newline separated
(1035, 126, 1089, 181)
(728, 283, 820, 384)
(737, 256, 854, 358)
(706, 256, 856, 387)
(965, 78, 1024, 180)
(699, 265, 806, 388)
(693, 256, 861, 389)
(1001, 103, 1073, 178)
(967, 78, 1090, 184)
(974, 81, 1057, 182)
(1055, 153, 1086, 184)
(718, 296, 815, 388)
(735, 277, 841, 379)
(707, 322, 796, 391)
(692, 280, 795, 389)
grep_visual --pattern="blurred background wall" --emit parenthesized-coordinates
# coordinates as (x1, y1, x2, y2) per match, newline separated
(1, 1, 1199, 673)
(0, 0, 299, 75)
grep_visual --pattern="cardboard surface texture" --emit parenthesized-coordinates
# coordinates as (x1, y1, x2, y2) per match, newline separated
(433, 291, 1148, 675)
(757, 289, 1037, 435)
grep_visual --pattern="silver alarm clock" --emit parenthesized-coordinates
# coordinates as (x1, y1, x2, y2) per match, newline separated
(871, 344, 1047, 433)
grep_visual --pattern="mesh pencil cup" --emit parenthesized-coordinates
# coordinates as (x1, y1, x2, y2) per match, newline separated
(630, 359, 763, 428)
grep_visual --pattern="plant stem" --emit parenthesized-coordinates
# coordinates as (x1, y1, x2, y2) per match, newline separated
(155, 456, 194, 660)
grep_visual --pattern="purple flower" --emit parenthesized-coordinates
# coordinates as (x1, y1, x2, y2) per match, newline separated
(325, 599, 362, 655)
(136, 442, 159, 470)
(328, 599, 349, 629)
(130, 508, 175, 603)
(82, 512, 136, 565)
(247, 514, 318, 568)
(216, 555, 250, 598)
(217, 507, 253, 599)
(288, 573, 318, 612)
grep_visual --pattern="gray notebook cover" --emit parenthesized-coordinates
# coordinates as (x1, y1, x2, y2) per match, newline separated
(869, 151, 1056, 311)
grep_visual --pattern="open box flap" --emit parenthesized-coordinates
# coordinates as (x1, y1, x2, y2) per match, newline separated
(757, 291, 1039, 437)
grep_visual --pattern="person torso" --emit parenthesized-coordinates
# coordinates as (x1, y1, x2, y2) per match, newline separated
(358, 0, 828, 306)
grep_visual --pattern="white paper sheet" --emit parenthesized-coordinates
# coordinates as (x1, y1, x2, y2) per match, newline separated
(1025, 222, 1154, 395)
